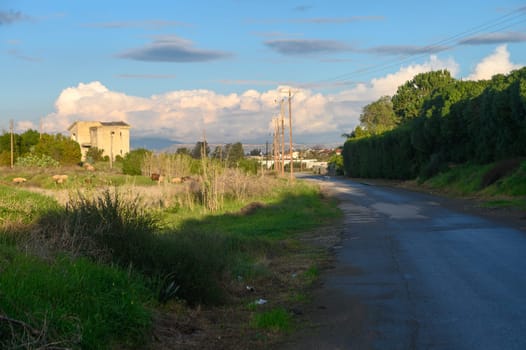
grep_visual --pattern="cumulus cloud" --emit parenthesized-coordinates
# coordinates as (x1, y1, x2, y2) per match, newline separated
(40, 55, 461, 144)
(117, 35, 232, 62)
(466, 45, 520, 80)
(265, 39, 352, 55)
(335, 55, 459, 102)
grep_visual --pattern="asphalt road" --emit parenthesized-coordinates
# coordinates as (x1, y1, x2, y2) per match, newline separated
(280, 176, 526, 350)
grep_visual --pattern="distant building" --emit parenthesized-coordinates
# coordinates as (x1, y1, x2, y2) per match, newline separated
(68, 121, 131, 161)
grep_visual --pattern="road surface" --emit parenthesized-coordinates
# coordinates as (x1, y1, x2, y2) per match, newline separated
(280, 176, 526, 350)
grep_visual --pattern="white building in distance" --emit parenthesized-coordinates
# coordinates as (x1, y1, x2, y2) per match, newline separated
(68, 121, 130, 161)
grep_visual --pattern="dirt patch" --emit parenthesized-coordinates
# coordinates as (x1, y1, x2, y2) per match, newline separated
(147, 221, 345, 350)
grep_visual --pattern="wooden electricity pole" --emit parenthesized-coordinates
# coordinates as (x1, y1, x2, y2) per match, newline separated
(10, 119, 14, 169)
(273, 117, 279, 172)
(288, 89, 294, 181)
(279, 99, 285, 177)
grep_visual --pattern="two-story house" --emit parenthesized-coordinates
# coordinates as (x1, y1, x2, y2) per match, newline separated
(68, 121, 131, 161)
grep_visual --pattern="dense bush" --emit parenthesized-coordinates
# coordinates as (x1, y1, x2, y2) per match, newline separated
(343, 67, 526, 179)
(122, 148, 151, 175)
(85, 147, 105, 163)
(34, 133, 81, 165)
(34, 189, 228, 305)
(16, 153, 60, 167)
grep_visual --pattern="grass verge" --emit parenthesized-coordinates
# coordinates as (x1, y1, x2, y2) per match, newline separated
(0, 173, 342, 349)
(0, 245, 153, 349)
(422, 159, 526, 209)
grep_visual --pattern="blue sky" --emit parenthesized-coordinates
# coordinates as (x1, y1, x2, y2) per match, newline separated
(1, 0, 525, 145)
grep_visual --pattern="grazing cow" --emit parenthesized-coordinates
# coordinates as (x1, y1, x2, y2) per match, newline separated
(52, 174, 68, 184)
(151, 173, 160, 181)
(12, 177, 27, 185)
(171, 177, 182, 184)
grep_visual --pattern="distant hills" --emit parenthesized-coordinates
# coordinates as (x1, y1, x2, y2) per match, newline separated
(131, 136, 341, 153)
(130, 137, 182, 150)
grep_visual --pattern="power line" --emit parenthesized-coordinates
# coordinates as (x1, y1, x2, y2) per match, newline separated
(306, 5, 526, 89)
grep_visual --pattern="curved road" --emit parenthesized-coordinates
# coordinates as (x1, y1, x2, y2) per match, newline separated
(281, 176, 526, 350)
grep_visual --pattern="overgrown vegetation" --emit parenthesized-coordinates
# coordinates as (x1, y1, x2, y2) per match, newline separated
(0, 247, 153, 349)
(0, 162, 340, 348)
(343, 68, 526, 180)
(421, 159, 526, 209)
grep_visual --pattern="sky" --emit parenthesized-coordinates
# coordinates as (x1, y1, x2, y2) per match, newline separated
(1, 0, 525, 146)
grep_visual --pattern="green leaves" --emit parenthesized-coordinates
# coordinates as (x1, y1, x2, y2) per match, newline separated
(343, 67, 526, 180)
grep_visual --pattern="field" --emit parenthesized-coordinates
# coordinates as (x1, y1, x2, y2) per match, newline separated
(0, 165, 341, 349)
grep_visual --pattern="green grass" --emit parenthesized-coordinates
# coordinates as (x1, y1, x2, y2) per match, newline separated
(0, 174, 341, 347)
(0, 245, 153, 349)
(0, 184, 60, 226)
(422, 160, 526, 211)
(171, 182, 341, 238)
(424, 162, 493, 195)
(481, 198, 526, 210)
(302, 266, 320, 286)
(481, 160, 526, 196)
(251, 308, 293, 333)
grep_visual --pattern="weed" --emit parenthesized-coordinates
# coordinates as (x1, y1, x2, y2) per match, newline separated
(0, 246, 153, 349)
(302, 266, 320, 286)
(251, 308, 293, 333)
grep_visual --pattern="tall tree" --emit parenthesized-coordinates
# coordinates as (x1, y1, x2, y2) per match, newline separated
(191, 141, 210, 159)
(359, 96, 398, 135)
(225, 142, 244, 165)
(392, 70, 455, 122)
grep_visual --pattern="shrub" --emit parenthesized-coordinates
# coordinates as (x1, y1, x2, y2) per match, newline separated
(122, 148, 151, 175)
(33, 189, 228, 305)
(16, 153, 60, 167)
(85, 147, 105, 163)
(34, 189, 159, 265)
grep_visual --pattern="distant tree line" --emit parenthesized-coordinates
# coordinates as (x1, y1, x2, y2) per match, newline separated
(342, 67, 526, 179)
(0, 130, 81, 166)
(121, 140, 259, 176)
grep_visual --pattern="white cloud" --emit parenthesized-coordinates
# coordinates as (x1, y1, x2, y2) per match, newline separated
(466, 45, 520, 81)
(335, 55, 459, 102)
(16, 120, 36, 132)
(38, 55, 465, 144)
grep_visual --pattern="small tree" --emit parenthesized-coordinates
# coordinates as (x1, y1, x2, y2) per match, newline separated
(34, 133, 81, 165)
(226, 142, 244, 166)
(191, 141, 209, 159)
(85, 147, 105, 163)
(122, 148, 151, 175)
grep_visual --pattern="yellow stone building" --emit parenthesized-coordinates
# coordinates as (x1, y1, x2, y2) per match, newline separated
(68, 121, 131, 161)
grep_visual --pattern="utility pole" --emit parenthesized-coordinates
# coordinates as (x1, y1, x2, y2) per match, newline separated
(110, 131, 115, 169)
(279, 99, 285, 177)
(265, 140, 269, 171)
(288, 89, 294, 181)
(10, 119, 14, 169)
(273, 117, 279, 172)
